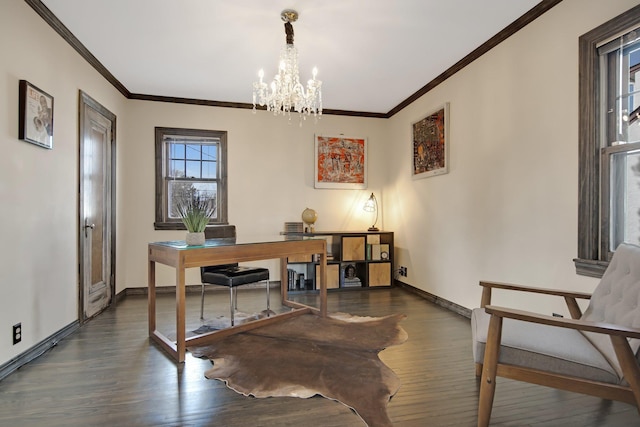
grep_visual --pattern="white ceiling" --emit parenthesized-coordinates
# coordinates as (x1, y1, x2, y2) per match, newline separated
(40, 0, 542, 114)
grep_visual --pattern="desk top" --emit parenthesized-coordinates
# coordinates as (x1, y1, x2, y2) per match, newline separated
(150, 235, 322, 251)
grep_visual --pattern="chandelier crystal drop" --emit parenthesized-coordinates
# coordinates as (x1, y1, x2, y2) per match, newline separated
(252, 10, 322, 121)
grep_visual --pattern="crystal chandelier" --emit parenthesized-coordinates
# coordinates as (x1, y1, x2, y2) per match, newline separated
(252, 9, 322, 121)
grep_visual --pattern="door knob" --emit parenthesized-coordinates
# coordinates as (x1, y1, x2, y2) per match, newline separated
(84, 219, 95, 237)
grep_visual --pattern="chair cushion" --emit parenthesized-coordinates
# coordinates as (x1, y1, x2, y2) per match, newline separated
(471, 307, 620, 384)
(579, 243, 640, 378)
(201, 266, 269, 288)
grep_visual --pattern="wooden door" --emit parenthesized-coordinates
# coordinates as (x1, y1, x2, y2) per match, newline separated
(79, 91, 116, 321)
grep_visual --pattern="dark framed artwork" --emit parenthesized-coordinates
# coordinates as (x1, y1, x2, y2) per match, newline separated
(412, 103, 449, 179)
(19, 80, 54, 149)
(315, 134, 367, 189)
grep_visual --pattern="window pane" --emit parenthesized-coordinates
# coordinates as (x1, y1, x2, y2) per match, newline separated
(628, 116, 640, 143)
(202, 144, 217, 161)
(610, 148, 640, 249)
(167, 181, 218, 220)
(185, 160, 201, 178)
(202, 161, 217, 179)
(170, 143, 185, 159)
(186, 144, 202, 160)
(609, 39, 640, 144)
(170, 160, 185, 178)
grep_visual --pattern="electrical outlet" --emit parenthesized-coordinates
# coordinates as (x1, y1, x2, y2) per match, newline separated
(399, 266, 407, 277)
(13, 323, 22, 345)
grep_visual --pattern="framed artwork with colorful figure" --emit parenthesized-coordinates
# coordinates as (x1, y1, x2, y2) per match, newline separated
(412, 103, 449, 179)
(315, 134, 367, 189)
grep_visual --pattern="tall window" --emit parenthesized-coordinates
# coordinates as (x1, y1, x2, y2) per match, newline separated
(600, 33, 640, 253)
(154, 127, 227, 230)
(577, 5, 640, 277)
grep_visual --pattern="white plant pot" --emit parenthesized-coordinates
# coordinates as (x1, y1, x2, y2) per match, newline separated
(185, 231, 205, 246)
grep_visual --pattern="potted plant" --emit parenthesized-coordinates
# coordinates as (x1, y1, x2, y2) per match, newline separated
(176, 193, 215, 246)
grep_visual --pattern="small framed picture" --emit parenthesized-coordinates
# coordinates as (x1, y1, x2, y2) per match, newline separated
(412, 103, 449, 179)
(340, 263, 364, 288)
(19, 80, 54, 149)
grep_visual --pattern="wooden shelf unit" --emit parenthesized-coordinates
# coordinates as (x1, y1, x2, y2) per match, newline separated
(283, 231, 394, 291)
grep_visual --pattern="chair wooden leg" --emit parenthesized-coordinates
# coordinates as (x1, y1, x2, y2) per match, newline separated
(475, 363, 483, 377)
(611, 334, 640, 411)
(478, 314, 503, 427)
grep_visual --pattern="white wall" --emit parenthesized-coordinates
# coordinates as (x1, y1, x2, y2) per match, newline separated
(386, 0, 640, 314)
(3, 0, 639, 370)
(0, 0, 127, 364)
(118, 102, 388, 289)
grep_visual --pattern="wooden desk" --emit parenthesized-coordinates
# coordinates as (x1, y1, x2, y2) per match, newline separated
(148, 237, 327, 363)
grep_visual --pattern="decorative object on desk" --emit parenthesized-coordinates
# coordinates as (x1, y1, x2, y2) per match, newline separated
(315, 134, 367, 189)
(363, 192, 379, 231)
(189, 312, 407, 427)
(284, 221, 304, 240)
(284, 221, 303, 233)
(301, 207, 317, 232)
(18, 80, 54, 149)
(252, 9, 322, 122)
(412, 102, 449, 179)
(176, 193, 215, 246)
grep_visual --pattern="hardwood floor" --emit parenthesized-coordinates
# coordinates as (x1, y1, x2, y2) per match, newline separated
(0, 287, 638, 426)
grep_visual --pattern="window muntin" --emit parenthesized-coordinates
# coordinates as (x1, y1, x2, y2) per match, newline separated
(154, 128, 227, 230)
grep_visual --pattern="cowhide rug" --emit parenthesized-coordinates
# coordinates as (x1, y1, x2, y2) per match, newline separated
(188, 312, 407, 427)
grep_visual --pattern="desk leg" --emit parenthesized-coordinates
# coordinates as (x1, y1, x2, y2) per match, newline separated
(280, 257, 288, 305)
(319, 252, 327, 317)
(176, 266, 186, 363)
(148, 260, 156, 336)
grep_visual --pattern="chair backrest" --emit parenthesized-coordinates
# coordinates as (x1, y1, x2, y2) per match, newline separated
(582, 243, 640, 326)
(201, 225, 238, 280)
(580, 243, 640, 377)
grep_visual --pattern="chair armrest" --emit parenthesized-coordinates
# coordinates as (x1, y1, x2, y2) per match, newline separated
(485, 305, 640, 339)
(479, 281, 592, 319)
(480, 281, 593, 299)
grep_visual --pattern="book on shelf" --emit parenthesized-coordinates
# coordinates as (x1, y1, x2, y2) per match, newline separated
(371, 244, 381, 261)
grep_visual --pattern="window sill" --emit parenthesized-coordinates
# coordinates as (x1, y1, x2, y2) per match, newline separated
(573, 258, 608, 278)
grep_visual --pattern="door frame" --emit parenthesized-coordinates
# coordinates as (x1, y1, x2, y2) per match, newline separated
(78, 91, 117, 323)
